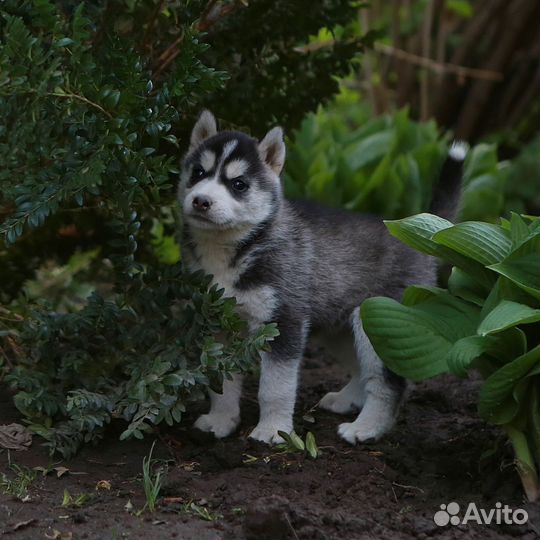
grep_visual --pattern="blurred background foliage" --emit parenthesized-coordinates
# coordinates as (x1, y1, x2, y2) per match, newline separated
(0, 0, 538, 455)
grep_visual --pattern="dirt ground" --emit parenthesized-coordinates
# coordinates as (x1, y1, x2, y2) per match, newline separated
(1, 349, 539, 540)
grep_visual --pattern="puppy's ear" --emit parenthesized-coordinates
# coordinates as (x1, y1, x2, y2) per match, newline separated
(189, 110, 217, 152)
(258, 127, 286, 175)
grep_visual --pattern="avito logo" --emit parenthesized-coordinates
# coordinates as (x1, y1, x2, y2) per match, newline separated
(434, 502, 528, 526)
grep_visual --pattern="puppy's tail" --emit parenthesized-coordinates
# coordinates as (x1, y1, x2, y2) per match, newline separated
(429, 140, 468, 222)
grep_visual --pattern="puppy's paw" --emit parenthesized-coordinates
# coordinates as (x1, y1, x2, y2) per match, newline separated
(249, 421, 292, 445)
(318, 391, 358, 415)
(338, 415, 393, 445)
(193, 413, 240, 439)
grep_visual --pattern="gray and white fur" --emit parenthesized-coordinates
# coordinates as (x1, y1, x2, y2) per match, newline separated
(178, 110, 467, 445)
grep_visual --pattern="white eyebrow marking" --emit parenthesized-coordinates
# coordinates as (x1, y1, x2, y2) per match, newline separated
(200, 150, 216, 172)
(221, 140, 238, 161)
(225, 159, 248, 179)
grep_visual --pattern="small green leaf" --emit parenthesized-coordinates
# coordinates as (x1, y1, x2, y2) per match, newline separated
(289, 431, 305, 451)
(305, 432, 319, 459)
(479, 346, 540, 424)
(488, 234, 540, 299)
(445, 335, 495, 378)
(277, 430, 293, 446)
(447, 267, 487, 306)
(477, 300, 540, 336)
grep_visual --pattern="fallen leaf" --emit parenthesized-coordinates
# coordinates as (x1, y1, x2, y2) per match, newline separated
(152, 520, 166, 525)
(95, 480, 111, 490)
(55, 467, 69, 478)
(124, 500, 133, 512)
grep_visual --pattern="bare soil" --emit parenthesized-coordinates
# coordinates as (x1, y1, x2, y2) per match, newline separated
(1, 350, 538, 540)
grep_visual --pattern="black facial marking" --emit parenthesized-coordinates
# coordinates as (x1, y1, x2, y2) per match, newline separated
(231, 177, 248, 192)
(189, 164, 206, 186)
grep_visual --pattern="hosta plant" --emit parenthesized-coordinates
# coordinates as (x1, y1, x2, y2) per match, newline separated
(361, 213, 540, 502)
(284, 88, 539, 222)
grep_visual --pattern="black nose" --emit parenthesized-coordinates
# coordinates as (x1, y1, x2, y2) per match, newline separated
(192, 196, 212, 211)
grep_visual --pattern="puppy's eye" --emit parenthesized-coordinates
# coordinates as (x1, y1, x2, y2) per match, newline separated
(191, 165, 205, 181)
(232, 177, 248, 192)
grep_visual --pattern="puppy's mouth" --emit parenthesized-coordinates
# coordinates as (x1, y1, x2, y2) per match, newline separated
(186, 212, 233, 229)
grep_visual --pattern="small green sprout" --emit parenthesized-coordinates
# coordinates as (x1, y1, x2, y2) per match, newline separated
(142, 441, 163, 513)
(61, 488, 89, 508)
(276, 430, 320, 458)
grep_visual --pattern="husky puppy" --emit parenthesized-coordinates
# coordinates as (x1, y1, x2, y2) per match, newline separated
(178, 110, 466, 444)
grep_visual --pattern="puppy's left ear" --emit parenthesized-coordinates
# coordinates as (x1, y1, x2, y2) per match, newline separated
(258, 127, 286, 175)
(189, 110, 217, 152)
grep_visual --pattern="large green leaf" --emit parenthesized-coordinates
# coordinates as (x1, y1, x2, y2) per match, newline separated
(385, 215, 499, 285)
(445, 327, 527, 378)
(477, 300, 540, 335)
(479, 346, 540, 425)
(384, 213, 453, 256)
(361, 293, 479, 381)
(488, 234, 540, 299)
(432, 222, 512, 266)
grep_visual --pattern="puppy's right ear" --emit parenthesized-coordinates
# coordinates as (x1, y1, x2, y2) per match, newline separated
(189, 110, 217, 152)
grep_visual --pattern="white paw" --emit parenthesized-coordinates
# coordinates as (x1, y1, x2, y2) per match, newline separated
(318, 391, 359, 414)
(249, 421, 292, 445)
(193, 412, 240, 438)
(338, 415, 394, 445)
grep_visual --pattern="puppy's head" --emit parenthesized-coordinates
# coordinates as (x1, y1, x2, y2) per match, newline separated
(179, 110, 285, 232)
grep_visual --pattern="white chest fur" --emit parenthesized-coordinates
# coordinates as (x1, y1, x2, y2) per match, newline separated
(186, 236, 277, 328)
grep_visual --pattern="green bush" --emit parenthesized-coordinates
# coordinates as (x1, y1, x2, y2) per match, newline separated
(361, 213, 540, 502)
(6, 268, 278, 458)
(0, 0, 360, 456)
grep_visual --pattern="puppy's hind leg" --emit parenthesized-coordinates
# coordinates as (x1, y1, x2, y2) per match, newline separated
(337, 308, 405, 444)
(194, 373, 243, 438)
(317, 328, 366, 415)
(318, 376, 365, 414)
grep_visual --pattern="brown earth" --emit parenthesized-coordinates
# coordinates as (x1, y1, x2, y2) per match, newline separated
(1, 349, 538, 540)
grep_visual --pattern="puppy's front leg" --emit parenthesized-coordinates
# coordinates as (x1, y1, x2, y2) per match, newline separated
(194, 373, 243, 438)
(249, 314, 308, 444)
